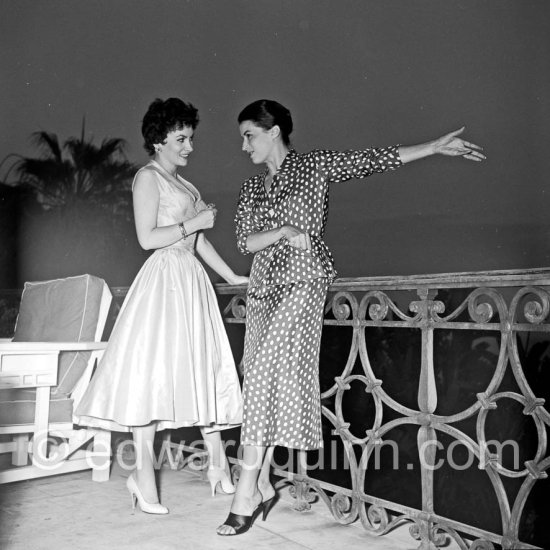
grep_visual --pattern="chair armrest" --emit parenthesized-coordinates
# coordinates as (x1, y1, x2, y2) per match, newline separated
(0, 342, 108, 389)
(0, 342, 108, 352)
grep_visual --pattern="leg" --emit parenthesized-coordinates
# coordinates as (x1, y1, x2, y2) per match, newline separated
(132, 422, 160, 503)
(217, 444, 268, 535)
(201, 428, 236, 495)
(200, 428, 227, 471)
(257, 446, 275, 500)
(91, 428, 111, 482)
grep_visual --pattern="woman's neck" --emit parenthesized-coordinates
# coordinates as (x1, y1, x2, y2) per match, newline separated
(154, 156, 178, 178)
(265, 144, 290, 176)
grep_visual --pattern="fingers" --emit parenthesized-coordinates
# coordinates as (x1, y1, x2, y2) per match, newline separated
(201, 207, 216, 228)
(461, 140, 484, 152)
(442, 136, 486, 161)
(459, 141, 486, 161)
(287, 231, 312, 250)
(462, 151, 486, 162)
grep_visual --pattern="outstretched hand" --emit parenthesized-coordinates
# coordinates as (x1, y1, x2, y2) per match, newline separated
(433, 127, 486, 162)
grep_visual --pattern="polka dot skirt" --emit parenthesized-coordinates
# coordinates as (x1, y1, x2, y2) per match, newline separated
(236, 146, 402, 450)
(241, 278, 328, 450)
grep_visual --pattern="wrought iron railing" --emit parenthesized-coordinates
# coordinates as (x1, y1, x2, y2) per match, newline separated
(214, 269, 550, 550)
(1, 268, 549, 549)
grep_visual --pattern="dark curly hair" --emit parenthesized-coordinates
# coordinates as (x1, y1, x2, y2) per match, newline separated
(238, 99, 293, 147)
(142, 98, 199, 155)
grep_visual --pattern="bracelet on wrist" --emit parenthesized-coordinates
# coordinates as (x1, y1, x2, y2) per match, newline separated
(178, 222, 187, 239)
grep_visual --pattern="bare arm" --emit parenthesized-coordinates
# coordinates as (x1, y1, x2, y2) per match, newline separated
(196, 234, 249, 285)
(399, 127, 486, 164)
(133, 171, 217, 250)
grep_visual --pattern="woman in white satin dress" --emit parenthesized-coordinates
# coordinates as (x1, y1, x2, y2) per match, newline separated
(76, 98, 247, 514)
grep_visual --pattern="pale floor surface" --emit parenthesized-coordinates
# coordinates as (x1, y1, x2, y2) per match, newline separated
(0, 461, 435, 550)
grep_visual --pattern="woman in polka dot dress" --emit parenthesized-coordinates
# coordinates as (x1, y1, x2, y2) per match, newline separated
(218, 99, 485, 535)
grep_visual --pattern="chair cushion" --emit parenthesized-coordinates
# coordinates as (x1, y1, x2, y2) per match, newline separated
(0, 388, 73, 425)
(12, 275, 106, 397)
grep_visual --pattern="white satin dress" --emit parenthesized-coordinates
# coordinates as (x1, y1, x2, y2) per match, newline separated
(75, 160, 243, 432)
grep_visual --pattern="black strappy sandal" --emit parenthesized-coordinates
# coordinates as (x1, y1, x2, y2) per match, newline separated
(217, 504, 263, 536)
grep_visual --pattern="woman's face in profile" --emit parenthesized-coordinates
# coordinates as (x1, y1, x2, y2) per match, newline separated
(239, 121, 274, 165)
(157, 125, 194, 168)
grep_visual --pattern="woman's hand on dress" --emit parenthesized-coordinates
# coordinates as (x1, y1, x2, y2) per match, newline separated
(194, 206, 217, 230)
(432, 127, 486, 162)
(280, 225, 312, 250)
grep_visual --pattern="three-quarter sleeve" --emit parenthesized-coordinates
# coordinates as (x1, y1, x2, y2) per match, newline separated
(316, 145, 402, 183)
(234, 179, 257, 255)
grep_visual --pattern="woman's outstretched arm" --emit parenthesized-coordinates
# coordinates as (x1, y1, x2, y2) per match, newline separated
(399, 127, 486, 164)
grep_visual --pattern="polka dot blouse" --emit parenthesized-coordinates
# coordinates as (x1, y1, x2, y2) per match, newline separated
(235, 146, 402, 287)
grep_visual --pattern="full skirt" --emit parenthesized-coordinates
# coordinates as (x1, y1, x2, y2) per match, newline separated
(75, 247, 243, 432)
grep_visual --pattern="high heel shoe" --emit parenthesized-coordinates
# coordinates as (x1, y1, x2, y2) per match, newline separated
(261, 492, 279, 521)
(217, 503, 263, 536)
(126, 473, 169, 515)
(207, 466, 236, 496)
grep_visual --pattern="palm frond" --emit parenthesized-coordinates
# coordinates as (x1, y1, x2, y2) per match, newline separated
(13, 126, 138, 212)
(31, 131, 63, 163)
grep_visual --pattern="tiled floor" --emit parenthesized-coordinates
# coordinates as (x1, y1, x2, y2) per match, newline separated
(0, 461, 425, 550)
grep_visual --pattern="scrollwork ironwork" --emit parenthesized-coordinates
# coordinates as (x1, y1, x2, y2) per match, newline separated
(101, 272, 550, 550)
(358, 502, 390, 534)
(328, 291, 358, 321)
(469, 539, 496, 550)
(358, 290, 412, 321)
(223, 294, 247, 319)
(509, 286, 550, 325)
(330, 492, 357, 523)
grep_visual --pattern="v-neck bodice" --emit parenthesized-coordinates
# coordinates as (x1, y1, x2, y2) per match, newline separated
(133, 160, 209, 251)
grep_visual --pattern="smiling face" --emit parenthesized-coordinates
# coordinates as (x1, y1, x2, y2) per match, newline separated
(239, 120, 276, 165)
(156, 125, 194, 172)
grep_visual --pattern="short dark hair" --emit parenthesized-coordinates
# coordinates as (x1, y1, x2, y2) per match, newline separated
(142, 98, 199, 155)
(238, 99, 293, 147)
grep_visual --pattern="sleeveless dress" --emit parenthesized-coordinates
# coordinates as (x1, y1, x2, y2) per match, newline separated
(75, 160, 243, 432)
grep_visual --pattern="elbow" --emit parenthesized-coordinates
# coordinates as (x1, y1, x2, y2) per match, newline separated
(137, 236, 156, 251)
(237, 239, 252, 255)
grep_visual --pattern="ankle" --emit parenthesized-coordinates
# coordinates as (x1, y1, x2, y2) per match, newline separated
(231, 490, 261, 513)
(208, 464, 230, 476)
(208, 455, 229, 470)
(257, 479, 275, 498)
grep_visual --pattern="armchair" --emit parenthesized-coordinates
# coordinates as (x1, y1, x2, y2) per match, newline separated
(0, 274, 112, 483)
